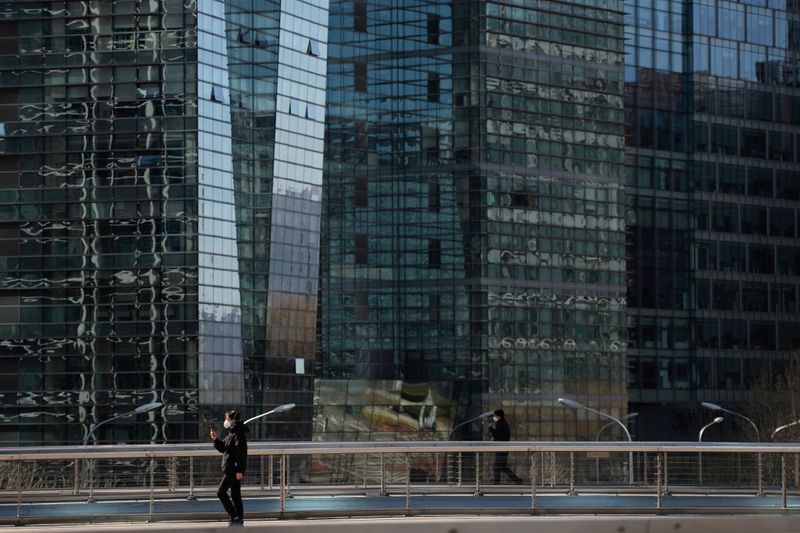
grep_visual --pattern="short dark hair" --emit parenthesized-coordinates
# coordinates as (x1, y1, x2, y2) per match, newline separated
(225, 410, 241, 421)
(494, 409, 505, 418)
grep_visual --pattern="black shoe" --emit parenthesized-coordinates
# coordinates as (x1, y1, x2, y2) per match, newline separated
(228, 517, 244, 527)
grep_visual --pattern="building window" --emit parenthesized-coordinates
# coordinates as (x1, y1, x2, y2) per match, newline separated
(0, 224, 17, 256)
(0, 156, 16, 189)
(307, 39, 319, 56)
(355, 291, 368, 321)
(354, 61, 367, 92)
(428, 182, 440, 212)
(428, 239, 441, 269)
(210, 85, 224, 103)
(427, 72, 440, 102)
(355, 233, 368, 264)
(354, 0, 367, 32)
(355, 176, 367, 207)
(427, 14, 440, 44)
(0, 21, 17, 54)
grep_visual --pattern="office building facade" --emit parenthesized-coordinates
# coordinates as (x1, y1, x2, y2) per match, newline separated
(314, 0, 629, 444)
(0, 0, 326, 444)
(625, 0, 800, 438)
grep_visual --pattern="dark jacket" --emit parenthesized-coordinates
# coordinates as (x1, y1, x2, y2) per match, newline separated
(489, 417, 511, 441)
(214, 423, 248, 474)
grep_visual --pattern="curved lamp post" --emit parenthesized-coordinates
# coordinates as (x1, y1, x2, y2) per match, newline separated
(558, 398, 633, 484)
(698, 416, 723, 485)
(448, 411, 495, 439)
(595, 412, 639, 441)
(772, 420, 800, 440)
(244, 403, 296, 425)
(699, 416, 724, 442)
(83, 402, 163, 445)
(700, 402, 759, 439)
(701, 402, 762, 494)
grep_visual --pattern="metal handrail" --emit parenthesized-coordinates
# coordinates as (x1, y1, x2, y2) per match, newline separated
(1, 441, 800, 461)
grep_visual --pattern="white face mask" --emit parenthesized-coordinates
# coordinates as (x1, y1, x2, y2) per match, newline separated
(493, 416, 499, 422)
(223, 420, 232, 429)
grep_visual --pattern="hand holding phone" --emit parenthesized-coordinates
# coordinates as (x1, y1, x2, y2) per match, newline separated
(209, 425, 217, 440)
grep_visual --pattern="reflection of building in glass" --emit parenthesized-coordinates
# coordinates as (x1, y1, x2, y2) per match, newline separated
(625, 0, 800, 438)
(0, 0, 327, 444)
(314, 0, 629, 445)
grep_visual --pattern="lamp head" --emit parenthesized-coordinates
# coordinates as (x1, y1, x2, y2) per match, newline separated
(713, 416, 724, 424)
(272, 403, 295, 414)
(558, 398, 583, 409)
(480, 411, 495, 418)
(623, 412, 639, 420)
(134, 402, 162, 415)
(701, 402, 722, 411)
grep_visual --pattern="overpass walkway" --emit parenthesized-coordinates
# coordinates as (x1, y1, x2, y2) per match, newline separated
(2, 441, 800, 526)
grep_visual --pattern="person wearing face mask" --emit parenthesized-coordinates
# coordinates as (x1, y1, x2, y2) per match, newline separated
(488, 409, 522, 485)
(210, 410, 249, 527)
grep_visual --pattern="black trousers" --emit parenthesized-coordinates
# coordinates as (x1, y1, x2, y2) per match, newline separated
(217, 472, 243, 519)
(493, 452, 521, 484)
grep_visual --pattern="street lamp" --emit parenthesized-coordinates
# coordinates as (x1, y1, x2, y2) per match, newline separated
(595, 412, 639, 441)
(558, 398, 634, 484)
(701, 402, 762, 494)
(83, 402, 163, 445)
(772, 420, 800, 440)
(448, 411, 495, 439)
(243, 403, 296, 425)
(698, 416, 723, 485)
(700, 402, 759, 439)
(699, 416, 724, 442)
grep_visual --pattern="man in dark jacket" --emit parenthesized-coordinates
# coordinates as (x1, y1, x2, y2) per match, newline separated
(210, 410, 248, 526)
(488, 409, 522, 485)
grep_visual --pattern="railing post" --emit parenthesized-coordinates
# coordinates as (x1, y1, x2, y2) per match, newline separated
(782, 453, 788, 510)
(530, 450, 536, 511)
(457, 452, 462, 487)
(663, 452, 669, 495)
(474, 452, 481, 496)
(73, 459, 80, 496)
(88, 459, 95, 503)
(279, 454, 286, 514)
(656, 452, 662, 509)
(187, 456, 196, 500)
(698, 451, 703, 485)
(380, 453, 386, 496)
(434, 452, 439, 483)
(363, 453, 368, 488)
(405, 452, 411, 513)
(757, 452, 764, 496)
(169, 456, 176, 493)
(16, 460, 21, 522)
(286, 455, 292, 498)
(550, 451, 555, 487)
(148, 455, 155, 521)
(568, 452, 575, 495)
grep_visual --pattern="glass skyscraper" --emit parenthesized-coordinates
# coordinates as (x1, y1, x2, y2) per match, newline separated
(0, 0, 326, 444)
(314, 0, 629, 445)
(625, 0, 800, 439)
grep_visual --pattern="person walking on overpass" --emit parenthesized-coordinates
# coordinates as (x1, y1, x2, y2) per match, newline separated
(488, 409, 523, 485)
(210, 410, 249, 527)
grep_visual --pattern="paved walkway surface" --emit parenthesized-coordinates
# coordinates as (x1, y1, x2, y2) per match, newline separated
(7, 514, 800, 533)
